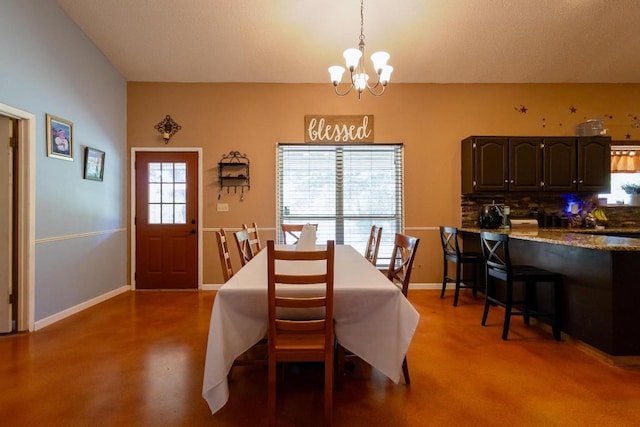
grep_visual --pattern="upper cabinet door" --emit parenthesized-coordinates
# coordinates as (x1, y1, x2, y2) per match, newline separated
(509, 137, 542, 191)
(474, 137, 508, 192)
(578, 137, 610, 192)
(544, 137, 576, 192)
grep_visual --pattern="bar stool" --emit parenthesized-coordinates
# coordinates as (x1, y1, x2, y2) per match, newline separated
(439, 226, 484, 306)
(480, 231, 562, 341)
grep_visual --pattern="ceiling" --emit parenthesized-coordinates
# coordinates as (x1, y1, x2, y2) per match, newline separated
(57, 0, 640, 84)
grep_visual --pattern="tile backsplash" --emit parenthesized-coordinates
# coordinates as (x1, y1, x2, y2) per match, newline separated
(462, 194, 640, 228)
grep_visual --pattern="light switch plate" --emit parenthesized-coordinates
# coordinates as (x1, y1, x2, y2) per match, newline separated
(217, 203, 229, 212)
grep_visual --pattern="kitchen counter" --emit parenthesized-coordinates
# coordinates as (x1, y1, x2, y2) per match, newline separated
(459, 227, 640, 251)
(460, 228, 640, 360)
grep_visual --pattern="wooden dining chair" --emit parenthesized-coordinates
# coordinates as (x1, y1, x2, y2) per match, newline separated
(337, 232, 419, 388)
(215, 229, 234, 282)
(480, 231, 562, 341)
(386, 233, 420, 384)
(267, 240, 335, 427)
(242, 222, 262, 255)
(281, 223, 317, 244)
(364, 225, 383, 265)
(439, 226, 484, 306)
(233, 229, 254, 267)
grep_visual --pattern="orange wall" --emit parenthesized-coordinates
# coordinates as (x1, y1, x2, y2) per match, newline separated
(127, 82, 640, 284)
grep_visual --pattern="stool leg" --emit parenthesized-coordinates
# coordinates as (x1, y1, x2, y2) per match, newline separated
(440, 257, 448, 299)
(552, 278, 562, 341)
(481, 276, 492, 326)
(523, 281, 534, 326)
(471, 262, 478, 298)
(502, 281, 513, 340)
(453, 260, 461, 307)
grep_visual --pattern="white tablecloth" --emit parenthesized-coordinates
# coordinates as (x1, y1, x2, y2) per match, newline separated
(202, 245, 420, 414)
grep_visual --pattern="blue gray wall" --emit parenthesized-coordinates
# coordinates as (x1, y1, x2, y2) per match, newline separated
(0, 0, 127, 322)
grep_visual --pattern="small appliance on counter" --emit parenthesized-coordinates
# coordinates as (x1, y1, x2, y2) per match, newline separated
(510, 218, 539, 228)
(478, 202, 504, 229)
(509, 218, 539, 235)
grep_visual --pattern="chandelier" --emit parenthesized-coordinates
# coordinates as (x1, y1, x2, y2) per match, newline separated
(328, 0, 393, 99)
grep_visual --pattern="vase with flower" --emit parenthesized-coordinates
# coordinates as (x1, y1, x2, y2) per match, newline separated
(621, 183, 640, 206)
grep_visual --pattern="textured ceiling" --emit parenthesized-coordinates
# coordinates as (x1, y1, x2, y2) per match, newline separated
(57, 0, 640, 83)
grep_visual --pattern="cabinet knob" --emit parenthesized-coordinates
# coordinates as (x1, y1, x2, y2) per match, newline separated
(510, 180, 514, 184)
(504, 179, 509, 183)
(572, 180, 577, 184)
(579, 180, 584, 184)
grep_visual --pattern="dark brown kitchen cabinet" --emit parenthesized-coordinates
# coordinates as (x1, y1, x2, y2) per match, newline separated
(462, 137, 507, 193)
(544, 136, 610, 192)
(462, 135, 610, 194)
(509, 137, 542, 191)
(462, 136, 541, 194)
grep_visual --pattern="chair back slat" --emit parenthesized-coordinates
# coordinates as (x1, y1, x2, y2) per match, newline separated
(480, 231, 511, 279)
(440, 226, 460, 259)
(387, 233, 420, 297)
(280, 224, 318, 244)
(234, 229, 254, 266)
(243, 222, 262, 254)
(215, 229, 234, 282)
(365, 225, 383, 265)
(276, 296, 326, 308)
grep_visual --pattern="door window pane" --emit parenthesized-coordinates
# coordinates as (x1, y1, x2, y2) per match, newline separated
(148, 162, 187, 224)
(149, 204, 161, 224)
(175, 204, 186, 223)
(149, 183, 161, 203)
(174, 183, 186, 203)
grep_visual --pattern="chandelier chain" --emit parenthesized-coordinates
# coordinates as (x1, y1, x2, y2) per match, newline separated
(359, 0, 365, 43)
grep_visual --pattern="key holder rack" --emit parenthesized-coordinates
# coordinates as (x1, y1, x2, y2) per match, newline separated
(218, 151, 250, 200)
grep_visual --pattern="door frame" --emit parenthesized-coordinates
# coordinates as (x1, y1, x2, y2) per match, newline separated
(0, 102, 35, 331)
(130, 147, 203, 290)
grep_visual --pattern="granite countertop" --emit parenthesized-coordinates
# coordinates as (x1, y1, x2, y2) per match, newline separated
(459, 227, 640, 251)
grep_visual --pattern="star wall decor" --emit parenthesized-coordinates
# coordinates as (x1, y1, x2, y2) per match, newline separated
(569, 105, 577, 113)
(514, 104, 528, 114)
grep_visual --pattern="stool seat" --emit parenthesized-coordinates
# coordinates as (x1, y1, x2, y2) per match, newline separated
(440, 226, 484, 306)
(480, 231, 562, 341)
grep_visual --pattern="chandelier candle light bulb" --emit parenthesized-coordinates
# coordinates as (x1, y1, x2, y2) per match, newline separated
(328, 0, 393, 99)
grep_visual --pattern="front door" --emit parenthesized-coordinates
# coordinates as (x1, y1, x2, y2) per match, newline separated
(135, 151, 198, 289)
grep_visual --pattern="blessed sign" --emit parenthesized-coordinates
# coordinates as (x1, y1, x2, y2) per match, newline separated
(304, 115, 374, 143)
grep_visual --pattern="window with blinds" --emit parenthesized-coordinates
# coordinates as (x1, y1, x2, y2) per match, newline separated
(276, 143, 403, 266)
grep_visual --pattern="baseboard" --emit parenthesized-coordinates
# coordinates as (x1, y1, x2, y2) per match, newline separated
(34, 285, 130, 330)
(410, 283, 444, 290)
(572, 339, 640, 367)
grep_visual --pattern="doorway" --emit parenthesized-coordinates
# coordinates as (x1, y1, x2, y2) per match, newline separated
(0, 116, 15, 332)
(0, 103, 35, 332)
(133, 149, 202, 290)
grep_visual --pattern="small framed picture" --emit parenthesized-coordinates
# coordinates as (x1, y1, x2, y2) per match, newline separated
(46, 114, 73, 161)
(84, 147, 105, 181)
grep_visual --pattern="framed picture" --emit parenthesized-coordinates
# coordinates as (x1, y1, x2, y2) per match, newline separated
(46, 114, 73, 160)
(84, 147, 105, 181)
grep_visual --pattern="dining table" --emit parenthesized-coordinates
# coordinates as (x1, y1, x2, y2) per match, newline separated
(202, 244, 420, 414)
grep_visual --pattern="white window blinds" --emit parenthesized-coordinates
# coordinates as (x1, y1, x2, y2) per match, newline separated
(276, 143, 404, 266)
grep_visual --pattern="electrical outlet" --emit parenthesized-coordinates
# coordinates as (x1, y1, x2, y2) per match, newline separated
(217, 203, 229, 212)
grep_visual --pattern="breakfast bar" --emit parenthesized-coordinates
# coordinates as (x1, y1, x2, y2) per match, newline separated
(460, 228, 640, 361)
